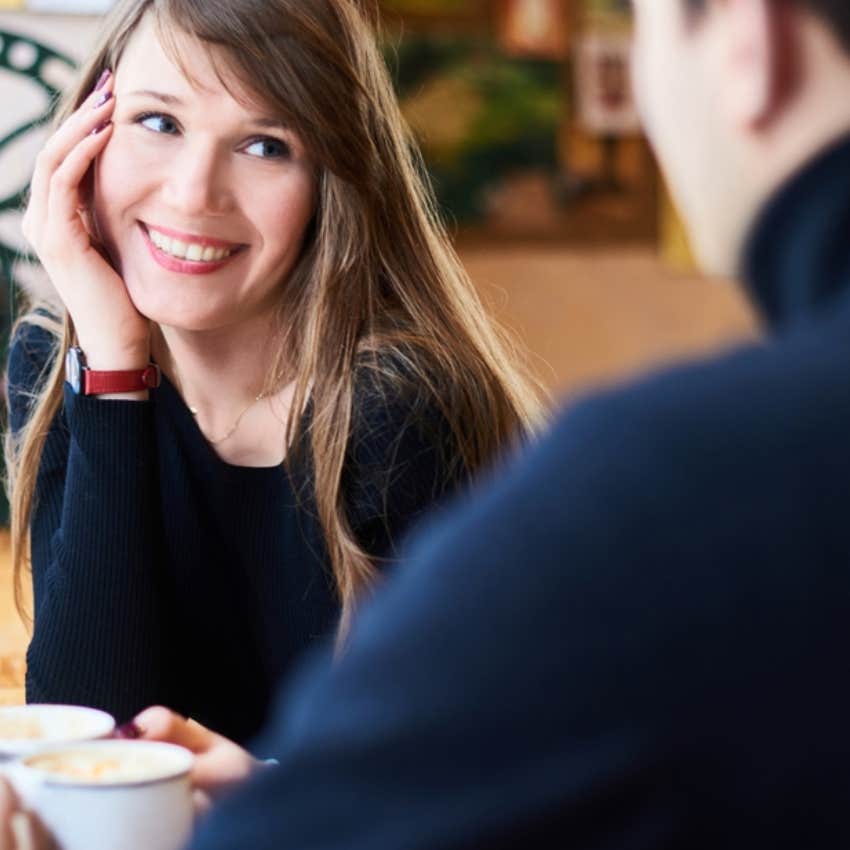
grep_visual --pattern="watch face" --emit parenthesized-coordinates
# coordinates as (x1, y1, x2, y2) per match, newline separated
(65, 347, 83, 394)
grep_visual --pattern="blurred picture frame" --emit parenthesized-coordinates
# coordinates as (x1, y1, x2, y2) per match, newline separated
(497, 0, 569, 60)
(575, 32, 640, 136)
(25, 0, 114, 12)
(381, 0, 488, 17)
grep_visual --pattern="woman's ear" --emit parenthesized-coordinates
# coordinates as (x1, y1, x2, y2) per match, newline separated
(719, 0, 801, 130)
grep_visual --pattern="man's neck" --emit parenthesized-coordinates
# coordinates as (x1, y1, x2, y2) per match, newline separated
(735, 17, 850, 276)
(741, 131, 850, 327)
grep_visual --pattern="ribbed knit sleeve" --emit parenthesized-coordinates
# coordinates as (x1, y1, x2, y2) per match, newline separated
(7, 322, 170, 723)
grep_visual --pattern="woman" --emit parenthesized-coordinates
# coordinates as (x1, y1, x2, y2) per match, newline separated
(5, 0, 543, 746)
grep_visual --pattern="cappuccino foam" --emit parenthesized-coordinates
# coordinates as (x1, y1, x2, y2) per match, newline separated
(0, 717, 44, 740)
(26, 750, 177, 784)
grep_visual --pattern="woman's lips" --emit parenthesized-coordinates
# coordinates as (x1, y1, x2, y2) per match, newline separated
(141, 222, 243, 250)
(139, 223, 245, 276)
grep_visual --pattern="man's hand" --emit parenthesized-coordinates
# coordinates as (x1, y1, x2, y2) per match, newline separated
(124, 707, 263, 815)
(0, 779, 54, 850)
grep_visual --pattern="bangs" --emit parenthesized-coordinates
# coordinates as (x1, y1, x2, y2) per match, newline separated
(150, 2, 302, 137)
(147, 0, 377, 184)
(153, 3, 303, 128)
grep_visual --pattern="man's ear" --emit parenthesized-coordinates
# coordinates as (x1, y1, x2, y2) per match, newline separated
(719, 0, 799, 129)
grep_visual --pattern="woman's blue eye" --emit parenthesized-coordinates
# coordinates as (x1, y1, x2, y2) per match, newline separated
(244, 138, 290, 159)
(139, 114, 179, 135)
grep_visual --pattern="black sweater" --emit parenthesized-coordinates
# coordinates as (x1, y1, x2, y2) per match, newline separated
(190, 136, 850, 848)
(7, 334, 464, 744)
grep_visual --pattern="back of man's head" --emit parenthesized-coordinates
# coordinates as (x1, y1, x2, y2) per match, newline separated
(633, 0, 850, 277)
(794, 0, 850, 53)
(685, 0, 850, 52)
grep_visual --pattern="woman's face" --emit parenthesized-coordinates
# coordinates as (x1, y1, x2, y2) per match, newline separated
(93, 14, 316, 333)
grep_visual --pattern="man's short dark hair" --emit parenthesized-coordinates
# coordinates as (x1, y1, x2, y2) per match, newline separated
(804, 0, 850, 54)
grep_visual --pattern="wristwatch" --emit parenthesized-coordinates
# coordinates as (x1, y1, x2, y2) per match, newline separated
(65, 346, 161, 395)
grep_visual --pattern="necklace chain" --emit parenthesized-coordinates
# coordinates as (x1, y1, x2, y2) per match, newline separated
(190, 392, 267, 445)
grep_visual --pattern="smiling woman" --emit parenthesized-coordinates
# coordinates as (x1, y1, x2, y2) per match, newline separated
(4, 0, 544, 745)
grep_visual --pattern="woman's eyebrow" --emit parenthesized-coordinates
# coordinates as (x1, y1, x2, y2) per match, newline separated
(251, 117, 290, 131)
(125, 89, 183, 105)
(123, 90, 289, 130)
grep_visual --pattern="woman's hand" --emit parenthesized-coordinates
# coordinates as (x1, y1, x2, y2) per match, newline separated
(123, 707, 264, 814)
(21, 70, 151, 370)
(0, 779, 54, 850)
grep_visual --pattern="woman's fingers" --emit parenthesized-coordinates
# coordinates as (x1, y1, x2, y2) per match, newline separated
(133, 707, 257, 795)
(0, 779, 16, 850)
(19, 69, 149, 358)
(185, 722, 256, 793)
(11, 812, 56, 850)
(31, 72, 113, 195)
(47, 122, 114, 237)
(133, 706, 214, 753)
(191, 789, 213, 819)
(24, 73, 115, 245)
(0, 780, 54, 850)
(25, 811, 56, 850)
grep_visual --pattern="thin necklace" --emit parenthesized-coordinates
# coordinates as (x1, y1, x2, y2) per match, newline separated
(190, 392, 268, 445)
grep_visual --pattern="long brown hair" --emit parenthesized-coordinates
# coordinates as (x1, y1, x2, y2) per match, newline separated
(6, 0, 546, 638)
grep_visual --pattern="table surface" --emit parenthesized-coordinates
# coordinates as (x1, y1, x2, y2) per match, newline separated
(0, 531, 27, 706)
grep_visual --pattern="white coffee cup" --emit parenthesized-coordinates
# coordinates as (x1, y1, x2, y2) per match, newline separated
(9, 739, 195, 850)
(0, 705, 115, 760)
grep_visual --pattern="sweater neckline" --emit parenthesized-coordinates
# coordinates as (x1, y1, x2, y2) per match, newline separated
(157, 370, 287, 478)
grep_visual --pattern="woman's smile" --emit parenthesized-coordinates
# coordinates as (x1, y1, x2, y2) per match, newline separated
(138, 222, 247, 276)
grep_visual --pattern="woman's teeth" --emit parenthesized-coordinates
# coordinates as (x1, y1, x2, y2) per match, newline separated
(147, 227, 235, 262)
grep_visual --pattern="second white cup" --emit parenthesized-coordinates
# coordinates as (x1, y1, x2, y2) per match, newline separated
(10, 739, 195, 850)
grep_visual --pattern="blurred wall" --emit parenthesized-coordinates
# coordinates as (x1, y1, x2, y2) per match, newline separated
(0, 13, 102, 297)
(0, 11, 103, 704)
(463, 246, 757, 405)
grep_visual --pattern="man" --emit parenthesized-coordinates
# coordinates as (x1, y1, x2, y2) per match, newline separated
(185, 2, 850, 845)
(4, 0, 850, 847)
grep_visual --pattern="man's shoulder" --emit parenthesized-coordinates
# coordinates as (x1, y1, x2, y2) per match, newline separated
(547, 326, 850, 476)
(444, 328, 850, 569)
(393, 329, 850, 683)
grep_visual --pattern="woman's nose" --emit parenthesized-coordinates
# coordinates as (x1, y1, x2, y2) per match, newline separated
(161, 145, 233, 217)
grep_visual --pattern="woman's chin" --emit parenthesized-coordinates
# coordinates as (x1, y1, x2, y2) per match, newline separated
(125, 289, 225, 333)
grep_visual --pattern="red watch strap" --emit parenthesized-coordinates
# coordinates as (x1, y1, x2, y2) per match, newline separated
(81, 364, 161, 395)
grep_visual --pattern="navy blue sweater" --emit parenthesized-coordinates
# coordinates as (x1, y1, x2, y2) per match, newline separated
(7, 337, 465, 744)
(190, 136, 850, 848)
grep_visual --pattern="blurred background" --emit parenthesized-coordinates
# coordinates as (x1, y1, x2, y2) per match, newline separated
(0, 0, 758, 704)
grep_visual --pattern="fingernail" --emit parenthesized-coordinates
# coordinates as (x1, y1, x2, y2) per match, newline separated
(94, 69, 111, 91)
(94, 90, 112, 109)
(90, 121, 112, 136)
(114, 721, 142, 739)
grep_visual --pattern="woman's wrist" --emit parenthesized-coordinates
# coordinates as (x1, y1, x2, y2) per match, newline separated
(79, 345, 151, 372)
(68, 339, 154, 401)
(75, 318, 151, 371)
